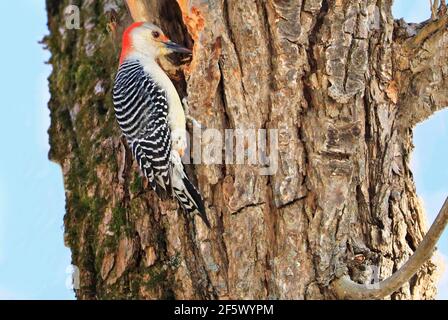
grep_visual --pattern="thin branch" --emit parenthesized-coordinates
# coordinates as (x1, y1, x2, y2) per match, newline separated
(125, 0, 151, 22)
(333, 197, 448, 299)
(404, 14, 447, 50)
(430, 0, 439, 20)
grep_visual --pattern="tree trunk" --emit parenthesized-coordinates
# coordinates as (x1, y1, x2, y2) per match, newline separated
(45, 0, 448, 299)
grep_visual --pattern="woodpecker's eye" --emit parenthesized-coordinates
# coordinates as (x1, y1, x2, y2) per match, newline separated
(152, 31, 160, 38)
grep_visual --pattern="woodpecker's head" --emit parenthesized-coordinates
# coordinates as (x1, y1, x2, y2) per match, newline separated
(119, 22, 191, 64)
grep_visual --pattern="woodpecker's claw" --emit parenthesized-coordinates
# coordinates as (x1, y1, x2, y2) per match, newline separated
(187, 115, 203, 130)
(182, 97, 190, 113)
(183, 98, 204, 130)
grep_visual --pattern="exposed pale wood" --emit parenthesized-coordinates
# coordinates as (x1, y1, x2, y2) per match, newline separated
(125, 0, 151, 22)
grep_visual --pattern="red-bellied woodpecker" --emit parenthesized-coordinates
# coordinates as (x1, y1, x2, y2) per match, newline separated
(113, 22, 210, 228)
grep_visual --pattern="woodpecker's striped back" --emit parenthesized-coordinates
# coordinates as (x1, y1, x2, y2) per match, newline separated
(113, 59, 172, 194)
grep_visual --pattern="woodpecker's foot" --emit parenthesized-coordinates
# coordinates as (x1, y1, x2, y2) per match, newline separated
(183, 98, 204, 130)
(186, 115, 203, 130)
(182, 97, 190, 114)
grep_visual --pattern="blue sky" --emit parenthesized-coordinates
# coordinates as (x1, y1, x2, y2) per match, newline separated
(0, 0, 446, 300)
(0, 0, 72, 299)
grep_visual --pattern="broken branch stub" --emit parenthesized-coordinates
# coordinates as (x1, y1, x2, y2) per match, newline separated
(125, 0, 151, 22)
(333, 197, 448, 299)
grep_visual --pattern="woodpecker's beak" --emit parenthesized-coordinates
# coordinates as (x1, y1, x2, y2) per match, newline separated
(163, 40, 192, 54)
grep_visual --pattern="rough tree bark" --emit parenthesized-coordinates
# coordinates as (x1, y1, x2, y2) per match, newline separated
(45, 0, 448, 299)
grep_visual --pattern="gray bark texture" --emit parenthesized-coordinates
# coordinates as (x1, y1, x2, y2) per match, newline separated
(44, 0, 448, 299)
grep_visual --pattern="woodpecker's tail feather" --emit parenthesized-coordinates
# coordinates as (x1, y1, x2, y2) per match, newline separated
(173, 176, 211, 228)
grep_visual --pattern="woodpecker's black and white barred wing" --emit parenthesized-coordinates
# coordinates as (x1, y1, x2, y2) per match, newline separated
(113, 60, 172, 195)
